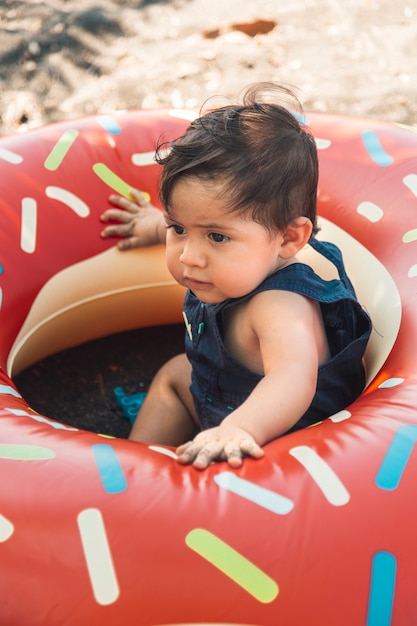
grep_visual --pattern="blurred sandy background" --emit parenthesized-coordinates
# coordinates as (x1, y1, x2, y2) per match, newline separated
(1, 0, 416, 136)
(4, 0, 416, 433)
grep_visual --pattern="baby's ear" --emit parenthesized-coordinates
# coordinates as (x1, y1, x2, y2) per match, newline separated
(279, 217, 313, 258)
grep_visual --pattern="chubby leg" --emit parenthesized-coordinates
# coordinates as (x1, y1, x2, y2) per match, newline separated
(129, 353, 198, 446)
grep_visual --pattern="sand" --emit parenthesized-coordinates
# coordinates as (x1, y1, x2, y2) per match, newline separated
(1, 0, 416, 136)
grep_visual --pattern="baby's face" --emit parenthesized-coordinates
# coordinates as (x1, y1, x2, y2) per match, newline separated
(163, 177, 287, 304)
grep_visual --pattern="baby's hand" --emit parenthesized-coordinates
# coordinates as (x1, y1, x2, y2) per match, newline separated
(100, 188, 165, 250)
(176, 423, 264, 470)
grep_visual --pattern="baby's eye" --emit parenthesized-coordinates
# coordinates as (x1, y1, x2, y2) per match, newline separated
(167, 223, 186, 235)
(209, 232, 230, 243)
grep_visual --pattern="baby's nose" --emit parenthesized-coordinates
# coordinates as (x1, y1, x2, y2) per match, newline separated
(179, 240, 206, 267)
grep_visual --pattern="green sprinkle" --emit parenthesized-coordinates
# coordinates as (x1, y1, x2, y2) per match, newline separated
(0, 444, 56, 461)
(403, 229, 417, 243)
(93, 163, 150, 200)
(186, 528, 279, 603)
(44, 129, 79, 170)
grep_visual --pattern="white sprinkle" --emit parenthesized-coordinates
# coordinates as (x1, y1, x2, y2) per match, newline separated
(77, 508, 120, 606)
(21, 197, 37, 254)
(45, 186, 90, 218)
(0, 514, 14, 542)
(214, 472, 294, 515)
(289, 445, 350, 506)
(357, 201, 384, 223)
(0, 147, 23, 164)
(403, 173, 417, 197)
(329, 409, 352, 423)
(378, 377, 405, 389)
(131, 151, 156, 166)
(148, 445, 177, 459)
(315, 138, 331, 150)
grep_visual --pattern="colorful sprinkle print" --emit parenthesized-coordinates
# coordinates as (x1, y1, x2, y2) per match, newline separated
(44, 129, 79, 171)
(20, 197, 37, 254)
(91, 444, 127, 494)
(375, 424, 417, 490)
(357, 200, 384, 223)
(4, 408, 78, 430)
(0, 147, 23, 164)
(92, 162, 151, 201)
(96, 116, 122, 134)
(289, 445, 350, 506)
(402, 228, 417, 243)
(186, 528, 279, 603)
(131, 150, 157, 166)
(0, 384, 21, 398)
(361, 129, 394, 167)
(367, 552, 396, 626)
(45, 186, 90, 217)
(214, 471, 294, 514)
(0, 444, 55, 460)
(0, 514, 14, 542)
(403, 173, 417, 197)
(378, 378, 405, 389)
(77, 508, 120, 606)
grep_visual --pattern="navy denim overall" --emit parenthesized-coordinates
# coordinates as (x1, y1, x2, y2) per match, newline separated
(183, 239, 372, 433)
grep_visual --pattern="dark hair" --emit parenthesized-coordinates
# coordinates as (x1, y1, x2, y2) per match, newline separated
(155, 82, 319, 236)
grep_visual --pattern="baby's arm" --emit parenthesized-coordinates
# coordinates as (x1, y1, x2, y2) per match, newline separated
(100, 188, 166, 250)
(176, 290, 322, 469)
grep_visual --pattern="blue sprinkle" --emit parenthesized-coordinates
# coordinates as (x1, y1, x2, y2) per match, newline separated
(0, 384, 21, 398)
(361, 130, 394, 167)
(375, 424, 417, 490)
(367, 551, 396, 626)
(292, 111, 309, 125)
(97, 116, 122, 135)
(92, 444, 127, 494)
(0, 264, 3, 275)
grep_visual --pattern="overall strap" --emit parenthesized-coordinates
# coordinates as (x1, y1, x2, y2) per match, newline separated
(308, 238, 356, 296)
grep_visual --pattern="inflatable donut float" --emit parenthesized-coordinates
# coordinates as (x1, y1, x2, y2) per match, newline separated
(0, 107, 416, 626)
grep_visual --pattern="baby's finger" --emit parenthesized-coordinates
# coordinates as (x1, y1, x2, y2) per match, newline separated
(100, 221, 135, 239)
(239, 439, 265, 460)
(175, 440, 193, 457)
(127, 188, 151, 206)
(223, 447, 244, 468)
(191, 447, 219, 470)
(176, 442, 221, 470)
(106, 196, 140, 214)
(117, 236, 143, 251)
(100, 207, 135, 224)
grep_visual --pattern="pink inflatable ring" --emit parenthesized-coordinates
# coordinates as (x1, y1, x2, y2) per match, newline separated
(0, 109, 416, 626)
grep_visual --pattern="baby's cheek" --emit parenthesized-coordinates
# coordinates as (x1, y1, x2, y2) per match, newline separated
(165, 248, 182, 283)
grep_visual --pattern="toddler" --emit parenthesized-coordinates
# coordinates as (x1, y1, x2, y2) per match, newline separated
(101, 83, 371, 469)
